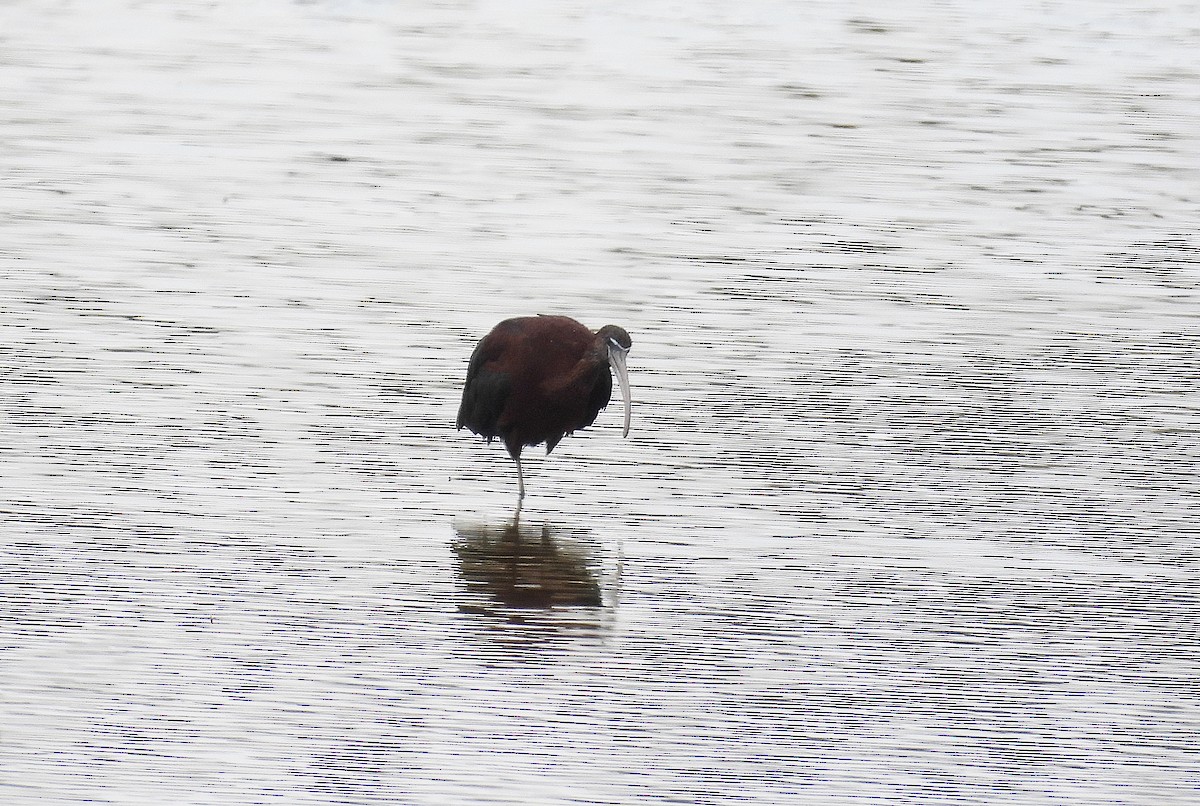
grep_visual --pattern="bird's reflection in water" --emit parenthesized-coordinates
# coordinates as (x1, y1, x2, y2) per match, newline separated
(451, 518, 611, 615)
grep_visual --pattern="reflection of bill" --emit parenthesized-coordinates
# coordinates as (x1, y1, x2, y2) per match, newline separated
(452, 518, 606, 610)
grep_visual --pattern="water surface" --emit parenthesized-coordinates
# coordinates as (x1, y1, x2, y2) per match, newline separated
(2, 0, 1198, 803)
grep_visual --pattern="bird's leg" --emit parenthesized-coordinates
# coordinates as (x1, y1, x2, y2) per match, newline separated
(505, 440, 526, 505)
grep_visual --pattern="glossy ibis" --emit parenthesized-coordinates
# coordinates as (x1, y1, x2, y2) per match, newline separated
(457, 315, 632, 502)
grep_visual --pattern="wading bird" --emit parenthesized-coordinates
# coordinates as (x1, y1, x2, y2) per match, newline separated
(457, 315, 632, 503)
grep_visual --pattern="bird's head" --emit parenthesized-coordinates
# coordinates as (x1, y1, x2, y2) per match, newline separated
(596, 325, 632, 438)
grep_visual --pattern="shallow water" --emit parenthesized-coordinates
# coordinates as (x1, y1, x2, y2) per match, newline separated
(2, 0, 1199, 803)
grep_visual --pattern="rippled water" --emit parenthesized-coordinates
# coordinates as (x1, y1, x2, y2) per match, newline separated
(3, 0, 1198, 803)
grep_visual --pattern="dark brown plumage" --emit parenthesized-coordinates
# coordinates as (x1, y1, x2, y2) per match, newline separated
(457, 315, 632, 501)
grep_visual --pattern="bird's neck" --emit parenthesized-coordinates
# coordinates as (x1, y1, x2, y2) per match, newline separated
(541, 350, 606, 395)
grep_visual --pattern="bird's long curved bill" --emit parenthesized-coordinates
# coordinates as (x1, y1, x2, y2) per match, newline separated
(608, 345, 632, 438)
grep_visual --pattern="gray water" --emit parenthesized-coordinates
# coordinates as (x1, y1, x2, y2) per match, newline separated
(3, 0, 1198, 803)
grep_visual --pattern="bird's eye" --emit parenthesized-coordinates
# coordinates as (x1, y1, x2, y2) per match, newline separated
(608, 337, 624, 350)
